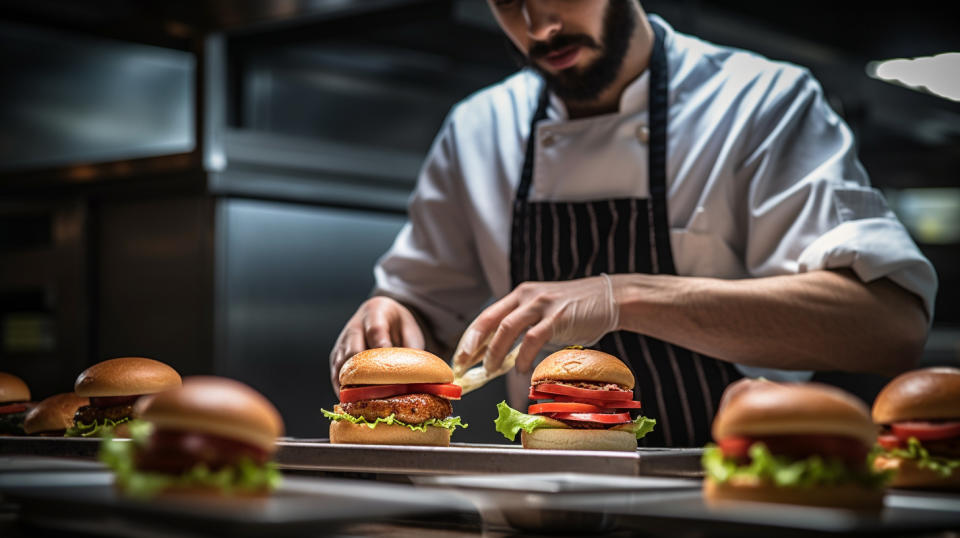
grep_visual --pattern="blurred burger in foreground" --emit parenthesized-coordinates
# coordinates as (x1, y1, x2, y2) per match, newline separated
(871, 367, 960, 490)
(323, 347, 467, 446)
(702, 382, 888, 509)
(0, 372, 33, 435)
(68, 357, 181, 437)
(494, 348, 655, 451)
(24, 393, 90, 436)
(100, 376, 284, 498)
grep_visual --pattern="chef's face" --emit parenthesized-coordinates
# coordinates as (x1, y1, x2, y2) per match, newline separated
(487, 0, 636, 101)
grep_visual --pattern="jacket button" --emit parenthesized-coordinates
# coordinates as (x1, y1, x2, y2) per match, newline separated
(541, 134, 556, 148)
(636, 125, 650, 143)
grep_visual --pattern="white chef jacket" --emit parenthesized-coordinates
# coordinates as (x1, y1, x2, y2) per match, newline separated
(373, 15, 937, 378)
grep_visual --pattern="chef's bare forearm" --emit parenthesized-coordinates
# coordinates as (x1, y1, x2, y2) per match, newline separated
(612, 269, 928, 376)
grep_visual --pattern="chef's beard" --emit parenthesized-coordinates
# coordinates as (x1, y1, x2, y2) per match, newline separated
(522, 0, 636, 102)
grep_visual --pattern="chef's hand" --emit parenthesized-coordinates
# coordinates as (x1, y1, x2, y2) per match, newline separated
(329, 297, 425, 394)
(453, 274, 620, 375)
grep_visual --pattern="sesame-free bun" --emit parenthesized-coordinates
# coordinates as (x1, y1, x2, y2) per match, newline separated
(531, 348, 635, 389)
(872, 367, 960, 424)
(23, 393, 89, 434)
(339, 347, 453, 386)
(873, 454, 960, 490)
(521, 428, 637, 452)
(329, 418, 451, 446)
(712, 382, 875, 446)
(0, 372, 30, 403)
(139, 376, 284, 453)
(75, 357, 181, 397)
(703, 477, 884, 510)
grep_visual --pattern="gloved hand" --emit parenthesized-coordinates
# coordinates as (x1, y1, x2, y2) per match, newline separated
(452, 274, 620, 375)
(329, 296, 425, 394)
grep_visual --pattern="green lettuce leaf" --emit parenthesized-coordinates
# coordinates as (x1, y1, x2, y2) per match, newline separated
(65, 416, 131, 438)
(98, 421, 281, 499)
(493, 401, 656, 442)
(612, 415, 657, 439)
(872, 437, 960, 478)
(321, 409, 467, 432)
(703, 443, 890, 489)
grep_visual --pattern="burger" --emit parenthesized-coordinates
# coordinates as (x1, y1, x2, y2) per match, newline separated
(99, 376, 284, 498)
(871, 367, 960, 490)
(702, 382, 888, 509)
(323, 347, 467, 446)
(494, 348, 655, 451)
(24, 393, 90, 436)
(67, 357, 182, 437)
(0, 372, 33, 435)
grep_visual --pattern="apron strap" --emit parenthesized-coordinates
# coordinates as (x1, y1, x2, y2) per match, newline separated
(516, 84, 551, 204)
(647, 21, 675, 275)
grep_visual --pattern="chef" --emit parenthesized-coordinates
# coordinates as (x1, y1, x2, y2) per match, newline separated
(329, 1, 936, 446)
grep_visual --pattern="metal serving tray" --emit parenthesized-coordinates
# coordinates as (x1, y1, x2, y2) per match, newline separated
(0, 437, 705, 478)
(276, 440, 704, 477)
(0, 470, 475, 537)
(416, 472, 960, 536)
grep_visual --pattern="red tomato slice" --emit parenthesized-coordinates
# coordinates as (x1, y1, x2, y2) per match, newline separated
(528, 402, 602, 414)
(340, 383, 463, 403)
(718, 436, 754, 461)
(0, 403, 27, 415)
(529, 388, 554, 400)
(891, 421, 960, 442)
(535, 383, 633, 401)
(877, 434, 903, 451)
(339, 384, 408, 403)
(548, 412, 632, 424)
(719, 435, 869, 466)
(548, 395, 643, 409)
(407, 383, 462, 400)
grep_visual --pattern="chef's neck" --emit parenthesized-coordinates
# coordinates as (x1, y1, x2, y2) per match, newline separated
(564, 14, 655, 120)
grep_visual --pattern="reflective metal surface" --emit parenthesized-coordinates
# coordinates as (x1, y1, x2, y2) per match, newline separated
(0, 21, 194, 173)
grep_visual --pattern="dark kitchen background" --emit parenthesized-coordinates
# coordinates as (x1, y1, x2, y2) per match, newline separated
(0, 0, 957, 441)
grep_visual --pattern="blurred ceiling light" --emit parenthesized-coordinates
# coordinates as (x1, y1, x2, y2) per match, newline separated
(866, 53, 960, 102)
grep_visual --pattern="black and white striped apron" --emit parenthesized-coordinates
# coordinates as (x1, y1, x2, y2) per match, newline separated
(509, 22, 741, 447)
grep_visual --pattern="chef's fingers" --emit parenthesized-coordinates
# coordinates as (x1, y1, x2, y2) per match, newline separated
(453, 294, 520, 370)
(484, 305, 542, 373)
(397, 305, 426, 350)
(363, 307, 394, 349)
(513, 317, 553, 374)
(331, 325, 365, 394)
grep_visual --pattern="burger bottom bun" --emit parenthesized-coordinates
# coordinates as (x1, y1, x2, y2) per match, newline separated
(329, 419, 451, 447)
(873, 455, 960, 491)
(521, 428, 637, 452)
(703, 478, 884, 510)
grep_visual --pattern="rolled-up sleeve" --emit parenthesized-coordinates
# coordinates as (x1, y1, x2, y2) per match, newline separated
(373, 114, 492, 348)
(739, 69, 937, 320)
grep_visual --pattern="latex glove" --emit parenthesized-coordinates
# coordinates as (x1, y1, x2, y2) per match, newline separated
(329, 296, 425, 394)
(452, 274, 620, 375)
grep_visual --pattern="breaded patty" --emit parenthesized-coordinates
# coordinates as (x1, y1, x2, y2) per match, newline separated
(339, 393, 452, 424)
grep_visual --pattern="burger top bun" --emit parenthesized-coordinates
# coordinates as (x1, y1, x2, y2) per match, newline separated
(75, 357, 182, 397)
(532, 348, 635, 389)
(139, 376, 284, 453)
(339, 347, 453, 386)
(872, 367, 960, 424)
(0, 372, 30, 403)
(24, 393, 89, 434)
(712, 382, 875, 446)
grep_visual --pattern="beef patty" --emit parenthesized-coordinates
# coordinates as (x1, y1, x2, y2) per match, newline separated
(74, 404, 134, 425)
